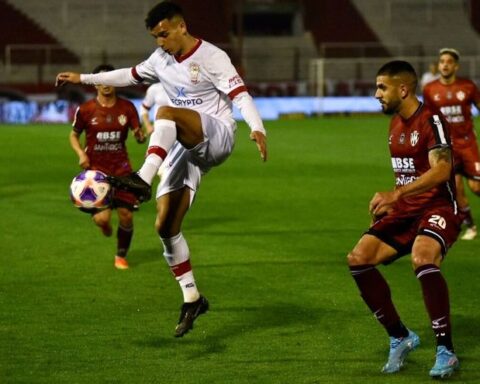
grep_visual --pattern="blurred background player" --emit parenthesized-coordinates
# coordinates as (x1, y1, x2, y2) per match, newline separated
(348, 60, 460, 379)
(140, 82, 170, 136)
(423, 48, 480, 240)
(420, 61, 440, 91)
(69, 64, 146, 269)
(57, 1, 267, 337)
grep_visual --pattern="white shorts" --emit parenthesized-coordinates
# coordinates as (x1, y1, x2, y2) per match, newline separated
(156, 113, 235, 201)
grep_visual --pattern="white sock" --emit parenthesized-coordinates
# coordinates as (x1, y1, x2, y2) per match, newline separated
(161, 232, 200, 303)
(177, 271, 200, 303)
(137, 119, 176, 184)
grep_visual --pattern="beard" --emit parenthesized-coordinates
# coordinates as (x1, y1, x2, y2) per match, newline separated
(381, 100, 400, 115)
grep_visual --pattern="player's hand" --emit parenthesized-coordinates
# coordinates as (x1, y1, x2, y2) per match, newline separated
(369, 190, 399, 217)
(134, 128, 146, 143)
(79, 152, 90, 169)
(55, 72, 81, 87)
(250, 130, 267, 162)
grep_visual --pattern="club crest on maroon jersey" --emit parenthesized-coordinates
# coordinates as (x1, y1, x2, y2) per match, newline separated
(399, 133, 405, 144)
(118, 114, 127, 126)
(456, 91, 465, 101)
(410, 130, 419, 146)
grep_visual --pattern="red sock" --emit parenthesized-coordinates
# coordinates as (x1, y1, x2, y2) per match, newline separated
(350, 265, 407, 337)
(117, 225, 133, 257)
(415, 264, 454, 351)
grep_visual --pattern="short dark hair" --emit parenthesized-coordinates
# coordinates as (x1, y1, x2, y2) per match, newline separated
(377, 60, 418, 91)
(92, 64, 115, 74)
(376, 60, 417, 79)
(145, 1, 183, 30)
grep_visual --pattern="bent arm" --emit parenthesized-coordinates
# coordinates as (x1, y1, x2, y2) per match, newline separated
(370, 146, 452, 215)
(140, 104, 154, 136)
(395, 146, 452, 199)
(69, 131, 89, 168)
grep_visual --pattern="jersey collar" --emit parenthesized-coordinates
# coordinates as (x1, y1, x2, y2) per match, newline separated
(175, 39, 202, 63)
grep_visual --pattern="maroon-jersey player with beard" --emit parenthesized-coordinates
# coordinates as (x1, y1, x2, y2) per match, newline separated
(423, 48, 480, 240)
(70, 64, 145, 270)
(347, 61, 461, 379)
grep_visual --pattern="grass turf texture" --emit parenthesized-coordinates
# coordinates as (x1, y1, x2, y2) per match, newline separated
(1, 117, 479, 383)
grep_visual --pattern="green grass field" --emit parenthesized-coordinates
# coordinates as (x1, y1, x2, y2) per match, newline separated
(1, 117, 479, 383)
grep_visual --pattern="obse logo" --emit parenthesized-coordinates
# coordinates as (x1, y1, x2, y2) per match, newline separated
(391, 157, 415, 172)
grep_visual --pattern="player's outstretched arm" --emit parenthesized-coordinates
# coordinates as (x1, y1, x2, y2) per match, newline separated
(57, 68, 138, 88)
(56, 72, 81, 87)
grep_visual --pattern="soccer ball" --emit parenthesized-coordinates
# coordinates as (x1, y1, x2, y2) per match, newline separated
(70, 170, 111, 210)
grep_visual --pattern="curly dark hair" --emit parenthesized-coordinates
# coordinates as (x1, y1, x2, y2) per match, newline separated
(145, 1, 183, 30)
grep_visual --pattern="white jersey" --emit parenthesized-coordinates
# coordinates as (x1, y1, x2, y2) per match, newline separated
(142, 82, 171, 111)
(132, 39, 246, 132)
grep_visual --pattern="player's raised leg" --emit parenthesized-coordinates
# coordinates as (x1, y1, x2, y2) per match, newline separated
(108, 107, 204, 202)
(156, 186, 208, 337)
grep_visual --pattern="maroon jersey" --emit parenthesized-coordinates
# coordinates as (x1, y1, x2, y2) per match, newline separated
(423, 78, 480, 148)
(73, 98, 140, 176)
(389, 103, 457, 215)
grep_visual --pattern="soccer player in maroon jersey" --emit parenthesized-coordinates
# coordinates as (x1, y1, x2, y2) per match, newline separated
(347, 61, 461, 379)
(69, 64, 145, 270)
(423, 48, 480, 240)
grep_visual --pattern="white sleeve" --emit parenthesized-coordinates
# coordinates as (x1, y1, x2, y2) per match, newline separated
(232, 91, 266, 135)
(80, 68, 138, 87)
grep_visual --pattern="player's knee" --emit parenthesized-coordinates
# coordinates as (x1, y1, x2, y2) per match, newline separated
(468, 180, 480, 195)
(156, 105, 175, 121)
(411, 242, 441, 268)
(155, 217, 176, 238)
(347, 249, 367, 266)
(119, 213, 133, 227)
(93, 216, 109, 228)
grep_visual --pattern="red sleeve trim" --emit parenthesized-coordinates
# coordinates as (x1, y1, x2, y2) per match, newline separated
(228, 85, 248, 100)
(131, 67, 144, 82)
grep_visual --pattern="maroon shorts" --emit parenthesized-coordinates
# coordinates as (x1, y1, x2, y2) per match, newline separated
(453, 141, 480, 180)
(112, 188, 138, 211)
(367, 206, 461, 262)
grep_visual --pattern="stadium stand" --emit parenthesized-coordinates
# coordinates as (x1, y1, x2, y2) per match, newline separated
(351, 0, 480, 57)
(1, 0, 479, 97)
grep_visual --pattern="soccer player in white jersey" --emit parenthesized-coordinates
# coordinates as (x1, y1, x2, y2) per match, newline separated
(140, 82, 171, 136)
(56, 1, 267, 337)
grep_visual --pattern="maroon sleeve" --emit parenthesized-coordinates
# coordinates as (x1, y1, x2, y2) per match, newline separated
(72, 104, 86, 134)
(471, 80, 480, 107)
(126, 101, 140, 131)
(423, 84, 434, 108)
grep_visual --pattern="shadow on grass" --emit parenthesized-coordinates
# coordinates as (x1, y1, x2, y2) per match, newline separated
(134, 302, 331, 359)
(128, 248, 162, 267)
